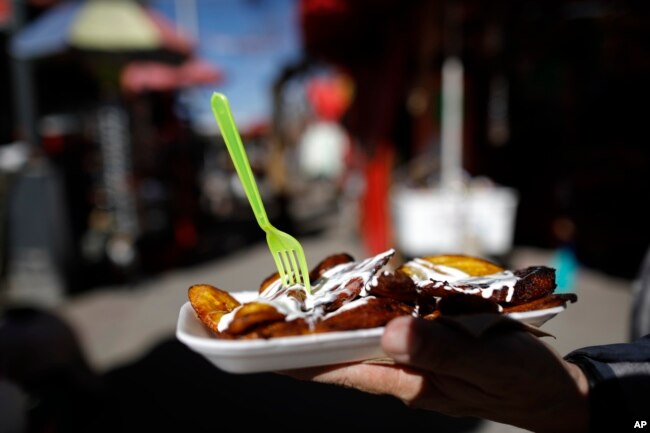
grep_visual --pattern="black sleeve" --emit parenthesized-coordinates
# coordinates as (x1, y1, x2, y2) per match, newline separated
(564, 335, 650, 432)
(632, 248, 650, 340)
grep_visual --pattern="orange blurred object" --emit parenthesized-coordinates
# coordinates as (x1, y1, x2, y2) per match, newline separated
(306, 75, 352, 121)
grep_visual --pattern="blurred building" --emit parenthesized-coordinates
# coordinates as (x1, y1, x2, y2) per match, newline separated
(300, 0, 650, 277)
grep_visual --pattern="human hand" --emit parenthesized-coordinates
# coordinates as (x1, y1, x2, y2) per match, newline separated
(288, 316, 589, 433)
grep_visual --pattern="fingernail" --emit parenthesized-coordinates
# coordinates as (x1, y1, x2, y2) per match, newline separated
(382, 316, 420, 363)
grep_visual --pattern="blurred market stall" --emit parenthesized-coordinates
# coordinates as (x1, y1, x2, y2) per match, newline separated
(5, 0, 225, 297)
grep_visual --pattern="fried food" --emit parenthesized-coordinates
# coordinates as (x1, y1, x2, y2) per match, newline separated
(239, 318, 310, 339)
(305, 250, 392, 313)
(188, 284, 240, 333)
(308, 253, 355, 282)
(315, 298, 414, 333)
(509, 267, 557, 304)
(399, 255, 556, 305)
(225, 302, 286, 335)
(502, 293, 578, 313)
(436, 293, 502, 316)
(368, 271, 418, 303)
(259, 272, 280, 294)
(398, 254, 504, 278)
(188, 249, 576, 339)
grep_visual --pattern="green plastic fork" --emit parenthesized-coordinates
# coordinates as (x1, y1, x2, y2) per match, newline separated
(211, 93, 311, 293)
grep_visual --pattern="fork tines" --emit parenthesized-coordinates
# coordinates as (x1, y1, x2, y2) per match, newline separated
(275, 250, 308, 287)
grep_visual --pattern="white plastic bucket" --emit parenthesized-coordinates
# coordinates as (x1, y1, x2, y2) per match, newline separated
(467, 187, 518, 255)
(392, 186, 518, 257)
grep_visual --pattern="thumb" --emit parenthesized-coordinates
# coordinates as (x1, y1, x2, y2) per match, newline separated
(381, 316, 477, 377)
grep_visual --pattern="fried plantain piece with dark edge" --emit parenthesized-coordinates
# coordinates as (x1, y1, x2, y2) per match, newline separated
(502, 293, 577, 313)
(398, 254, 504, 279)
(436, 293, 502, 316)
(188, 284, 241, 333)
(319, 278, 364, 313)
(422, 310, 441, 321)
(508, 266, 557, 305)
(258, 253, 354, 294)
(239, 318, 311, 339)
(418, 266, 557, 305)
(259, 272, 280, 294)
(367, 271, 418, 303)
(224, 302, 286, 335)
(314, 251, 394, 313)
(314, 298, 413, 333)
(309, 253, 355, 283)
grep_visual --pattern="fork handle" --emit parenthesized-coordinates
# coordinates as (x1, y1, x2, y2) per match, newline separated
(211, 93, 270, 229)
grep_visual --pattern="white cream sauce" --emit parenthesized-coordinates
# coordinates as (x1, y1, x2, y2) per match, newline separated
(217, 249, 395, 332)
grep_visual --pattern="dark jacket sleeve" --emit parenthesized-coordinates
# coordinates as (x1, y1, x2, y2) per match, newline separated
(564, 335, 650, 431)
(632, 248, 650, 340)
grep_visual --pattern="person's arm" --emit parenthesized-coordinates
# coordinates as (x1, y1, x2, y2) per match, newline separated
(565, 335, 650, 431)
(289, 315, 590, 433)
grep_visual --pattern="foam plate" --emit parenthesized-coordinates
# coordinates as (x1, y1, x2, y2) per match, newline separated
(176, 291, 565, 373)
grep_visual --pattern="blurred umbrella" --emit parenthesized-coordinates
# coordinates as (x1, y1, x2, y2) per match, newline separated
(120, 57, 223, 94)
(10, 0, 193, 61)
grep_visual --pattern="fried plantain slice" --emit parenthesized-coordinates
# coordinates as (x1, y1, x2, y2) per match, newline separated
(239, 318, 311, 339)
(319, 278, 364, 312)
(314, 298, 413, 333)
(313, 250, 394, 312)
(188, 284, 241, 333)
(259, 272, 281, 294)
(502, 293, 577, 313)
(368, 271, 418, 303)
(422, 310, 441, 320)
(398, 254, 504, 279)
(416, 293, 440, 318)
(413, 264, 556, 305)
(309, 253, 355, 283)
(437, 293, 502, 316)
(258, 253, 354, 294)
(224, 302, 286, 335)
(418, 281, 520, 303)
(508, 266, 557, 305)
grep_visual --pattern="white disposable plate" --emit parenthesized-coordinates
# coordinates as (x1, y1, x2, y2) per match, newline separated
(176, 291, 566, 374)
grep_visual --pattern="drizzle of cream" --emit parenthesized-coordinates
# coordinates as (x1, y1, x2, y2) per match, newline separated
(217, 249, 395, 332)
(322, 296, 373, 320)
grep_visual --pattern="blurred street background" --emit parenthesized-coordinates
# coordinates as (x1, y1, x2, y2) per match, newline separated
(1, 1, 649, 432)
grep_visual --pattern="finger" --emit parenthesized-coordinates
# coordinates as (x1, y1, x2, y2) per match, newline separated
(282, 363, 429, 402)
(285, 362, 489, 417)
